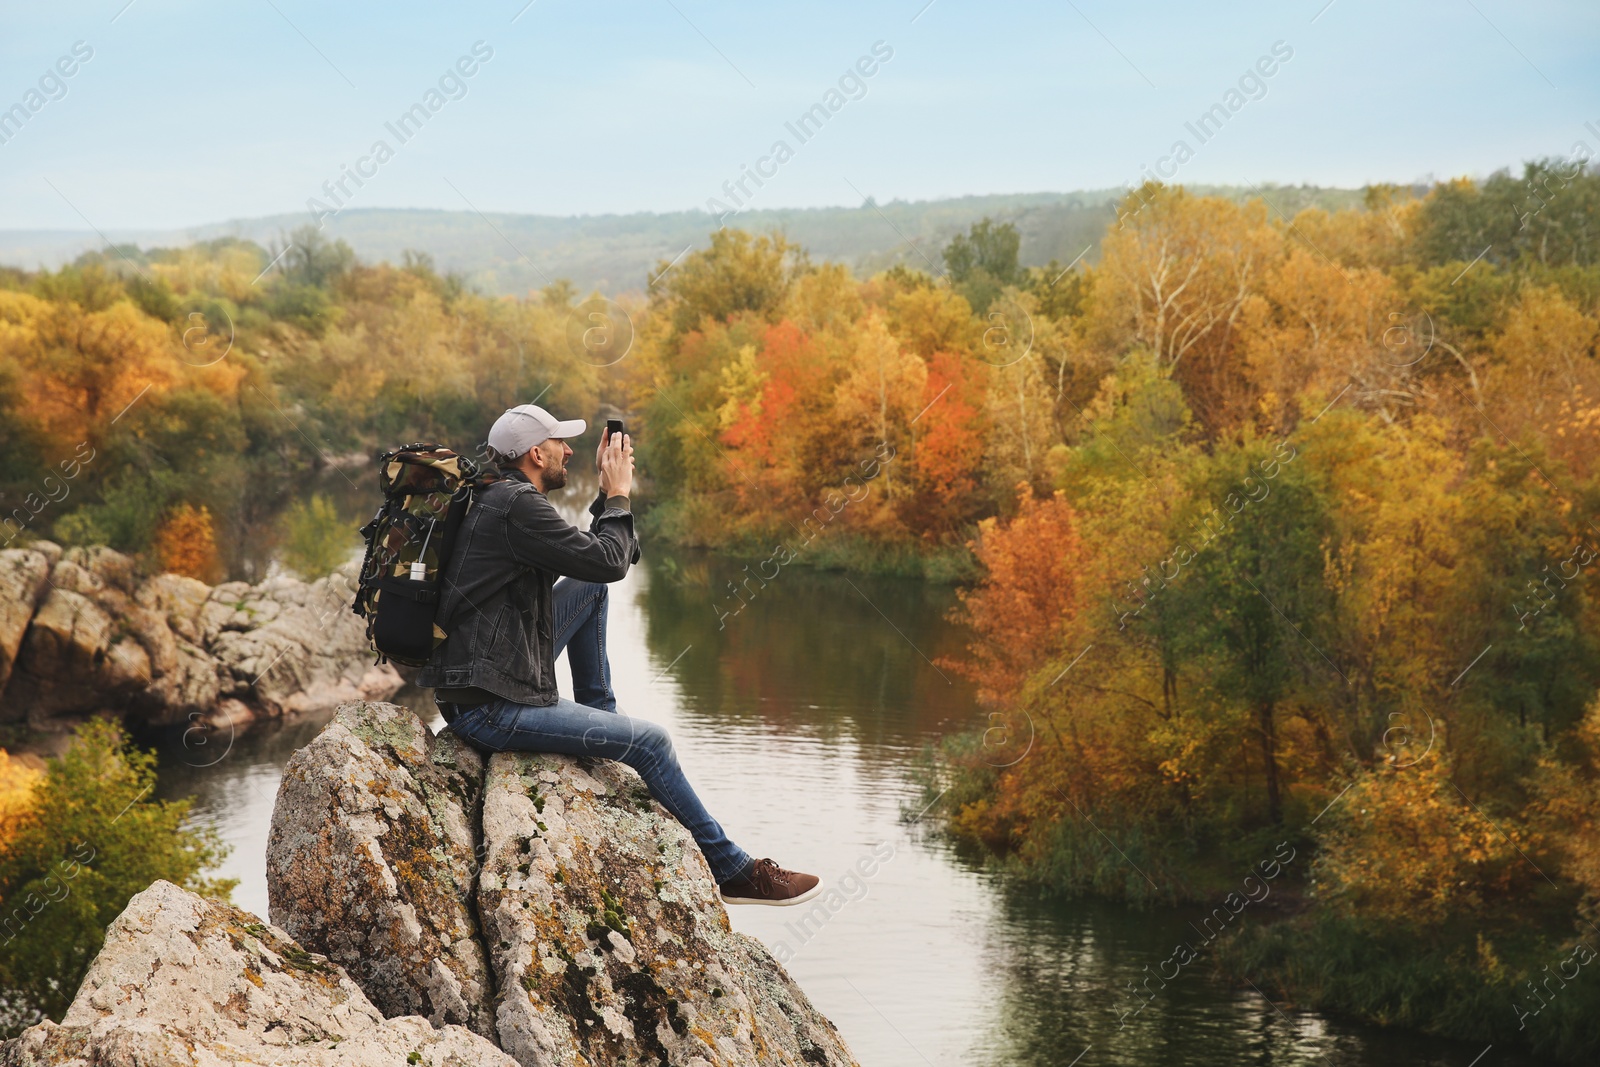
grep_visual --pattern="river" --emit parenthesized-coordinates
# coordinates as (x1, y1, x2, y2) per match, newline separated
(150, 478, 1555, 1067)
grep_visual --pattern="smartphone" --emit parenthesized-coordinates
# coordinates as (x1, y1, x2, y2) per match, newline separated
(606, 418, 625, 443)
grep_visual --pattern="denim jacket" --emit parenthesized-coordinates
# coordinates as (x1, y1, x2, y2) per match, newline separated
(417, 469, 639, 706)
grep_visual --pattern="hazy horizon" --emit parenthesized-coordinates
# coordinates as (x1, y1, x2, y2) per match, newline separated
(4, 0, 1593, 232)
(0, 183, 1369, 293)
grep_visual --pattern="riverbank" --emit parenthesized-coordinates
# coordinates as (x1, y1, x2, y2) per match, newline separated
(0, 542, 398, 750)
(637, 501, 979, 583)
(932, 727, 1600, 1064)
(1220, 909, 1600, 1064)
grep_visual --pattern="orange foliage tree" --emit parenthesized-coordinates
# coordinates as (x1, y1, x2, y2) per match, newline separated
(903, 350, 990, 539)
(152, 503, 222, 582)
(945, 485, 1083, 707)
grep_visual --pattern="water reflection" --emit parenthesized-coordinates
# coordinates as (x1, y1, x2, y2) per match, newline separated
(638, 547, 977, 746)
(971, 888, 1554, 1066)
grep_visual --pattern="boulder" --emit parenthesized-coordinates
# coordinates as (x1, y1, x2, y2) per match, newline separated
(7, 553, 224, 726)
(1, 880, 518, 1067)
(26, 539, 62, 569)
(208, 565, 401, 716)
(268, 701, 496, 1038)
(102, 636, 153, 691)
(0, 547, 51, 698)
(142, 637, 227, 724)
(7, 587, 117, 721)
(268, 701, 861, 1067)
(20, 587, 113, 672)
(201, 578, 274, 640)
(135, 571, 214, 644)
(47, 555, 128, 611)
(478, 749, 858, 1067)
(62, 544, 139, 594)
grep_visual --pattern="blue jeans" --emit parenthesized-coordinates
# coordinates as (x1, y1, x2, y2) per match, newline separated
(550, 576, 619, 712)
(444, 579, 753, 885)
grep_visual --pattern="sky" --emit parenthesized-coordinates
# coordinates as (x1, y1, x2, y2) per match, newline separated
(1, 0, 1597, 232)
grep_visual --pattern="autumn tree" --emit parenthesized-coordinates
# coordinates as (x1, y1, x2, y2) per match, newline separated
(1485, 285, 1600, 451)
(902, 349, 989, 538)
(1095, 184, 1279, 432)
(653, 229, 802, 337)
(1158, 446, 1338, 824)
(1312, 755, 1527, 925)
(152, 503, 222, 582)
(1239, 243, 1398, 435)
(0, 293, 183, 450)
(947, 486, 1084, 707)
(716, 320, 842, 517)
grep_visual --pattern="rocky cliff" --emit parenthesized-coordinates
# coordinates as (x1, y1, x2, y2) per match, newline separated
(0, 543, 400, 732)
(2, 701, 861, 1067)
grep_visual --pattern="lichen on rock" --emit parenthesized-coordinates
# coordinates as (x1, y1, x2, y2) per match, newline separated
(477, 749, 859, 1067)
(268, 700, 861, 1067)
(0, 879, 516, 1067)
(267, 700, 496, 1038)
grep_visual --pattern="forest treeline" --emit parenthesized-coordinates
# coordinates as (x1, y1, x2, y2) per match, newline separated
(0, 234, 605, 578)
(930, 160, 1600, 1061)
(4, 157, 1600, 1054)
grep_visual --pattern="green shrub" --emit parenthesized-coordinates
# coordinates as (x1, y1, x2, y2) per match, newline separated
(280, 493, 355, 579)
(0, 720, 233, 1033)
(52, 470, 170, 553)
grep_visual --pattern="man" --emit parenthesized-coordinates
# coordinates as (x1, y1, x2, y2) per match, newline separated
(421, 403, 822, 906)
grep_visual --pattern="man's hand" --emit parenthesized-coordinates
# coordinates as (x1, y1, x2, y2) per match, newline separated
(598, 430, 634, 499)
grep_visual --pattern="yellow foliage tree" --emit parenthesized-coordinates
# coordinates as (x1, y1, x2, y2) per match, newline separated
(1239, 244, 1398, 434)
(833, 313, 926, 523)
(0, 750, 42, 847)
(1312, 755, 1527, 925)
(2, 297, 185, 450)
(1094, 184, 1280, 431)
(1533, 698, 1600, 923)
(1488, 286, 1600, 475)
(153, 503, 222, 583)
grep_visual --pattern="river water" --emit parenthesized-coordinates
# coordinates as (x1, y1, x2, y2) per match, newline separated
(151, 481, 1555, 1067)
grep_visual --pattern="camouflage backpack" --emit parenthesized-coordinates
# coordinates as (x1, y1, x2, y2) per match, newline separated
(351, 443, 487, 666)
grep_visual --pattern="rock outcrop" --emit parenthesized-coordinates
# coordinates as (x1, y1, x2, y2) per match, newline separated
(476, 749, 857, 1067)
(1, 880, 517, 1067)
(269, 701, 861, 1067)
(267, 701, 496, 1037)
(0, 543, 400, 729)
(0, 547, 51, 695)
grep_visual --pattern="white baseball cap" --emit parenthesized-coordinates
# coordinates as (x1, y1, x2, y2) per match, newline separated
(487, 404, 587, 458)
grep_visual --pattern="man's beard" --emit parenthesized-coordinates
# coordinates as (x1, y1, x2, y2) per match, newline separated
(544, 465, 568, 491)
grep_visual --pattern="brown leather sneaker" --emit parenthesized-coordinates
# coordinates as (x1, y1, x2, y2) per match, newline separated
(719, 857, 823, 906)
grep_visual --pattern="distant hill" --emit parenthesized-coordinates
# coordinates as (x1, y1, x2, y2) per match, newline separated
(1, 184, 1369, 296)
